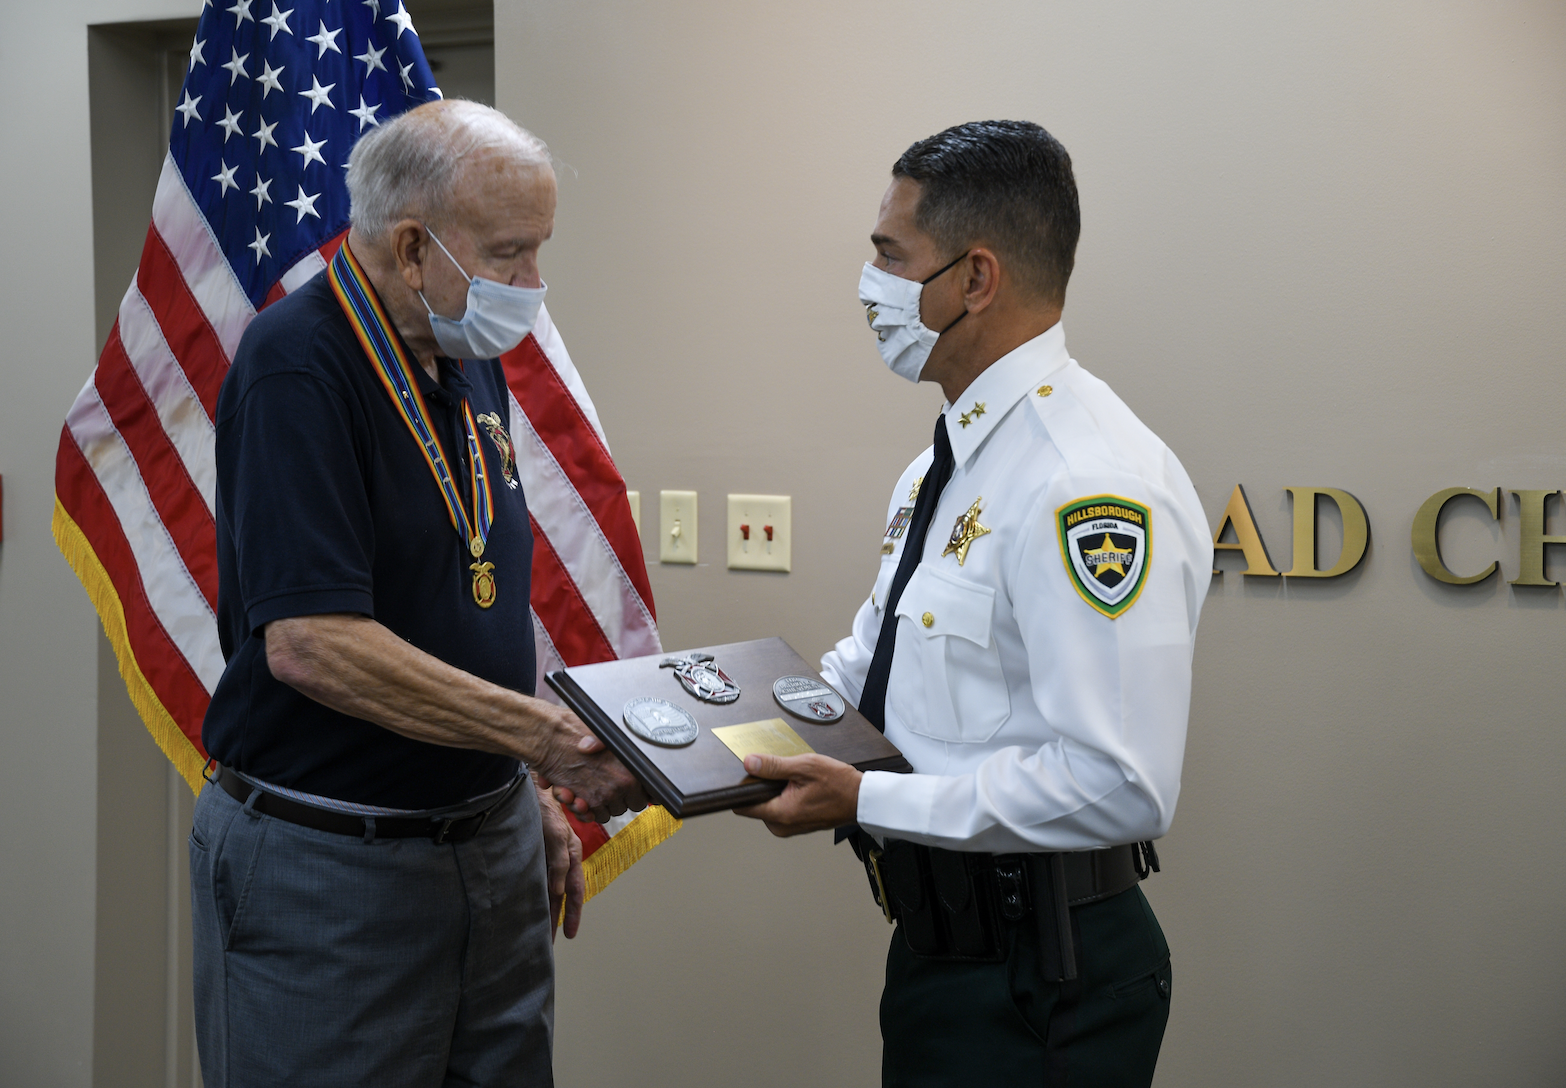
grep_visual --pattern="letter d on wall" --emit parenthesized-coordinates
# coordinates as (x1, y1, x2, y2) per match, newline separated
(1284, 487, 1370, 578)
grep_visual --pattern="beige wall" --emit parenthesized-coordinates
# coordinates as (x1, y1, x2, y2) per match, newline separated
(496, 2, 1566, 1086)
(3, 0, 1563, 1085)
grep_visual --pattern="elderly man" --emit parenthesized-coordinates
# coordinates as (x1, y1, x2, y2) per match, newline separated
(736, 121, 1213, 1086)
(190, 100, 643, 1087)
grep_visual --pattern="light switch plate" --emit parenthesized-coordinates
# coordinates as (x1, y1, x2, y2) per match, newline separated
(659, 490, 697, 564)
(727, 494, 791, 572)
(626, 490, 641, 535)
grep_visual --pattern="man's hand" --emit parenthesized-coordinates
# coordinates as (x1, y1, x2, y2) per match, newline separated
(527, 702, 647, 823)
(731, 753, 862, 836)
(534, 779, 586, 941)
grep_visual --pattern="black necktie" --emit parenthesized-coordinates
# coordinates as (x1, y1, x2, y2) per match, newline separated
(858, 414, 956, 732)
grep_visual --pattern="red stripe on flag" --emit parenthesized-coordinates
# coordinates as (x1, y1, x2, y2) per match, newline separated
(55, 430, 212, 749)
(528, 512, 617, 665)
(136, 225, 231, 419)
(94, 325, 219, 610)
(501, 336, 655, 620)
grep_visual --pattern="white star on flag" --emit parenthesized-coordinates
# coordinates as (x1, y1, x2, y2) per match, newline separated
(260, 2, 295, 40)
(256, 59, 285, 98)
(227, 0, 253, 25)
(398, 60, 415, 92)
(348, 95, 382, 131)
(354, 42, 387, 74)
(253, 118, 279, 152)
(216, 106, 244, 142)
(250, 175, 273, 210)
(306, 20, 342, 57)
(189, 38, 206, 70)
(222, 47, 249, 84)
(247, 227, 272, 262)
(175, 90, 203, 127)
(362, 0, 381, 19)
(284, 185, 322, 222)
(386, 2, 415, 37)
(291, 132, 327, 169)
(211, 161, 240, 197)
(300, 75, 336, 113)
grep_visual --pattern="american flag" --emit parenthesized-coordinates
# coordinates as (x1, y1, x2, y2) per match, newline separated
(53, 0, 675, 895)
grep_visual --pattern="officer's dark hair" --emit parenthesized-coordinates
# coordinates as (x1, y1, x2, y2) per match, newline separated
(892, 120, 1080, 306)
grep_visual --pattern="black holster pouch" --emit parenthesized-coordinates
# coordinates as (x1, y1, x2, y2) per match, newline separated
(891, 840, 1006, 961)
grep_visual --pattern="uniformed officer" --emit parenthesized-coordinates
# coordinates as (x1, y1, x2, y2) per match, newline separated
(735, 120, 1213, 1086)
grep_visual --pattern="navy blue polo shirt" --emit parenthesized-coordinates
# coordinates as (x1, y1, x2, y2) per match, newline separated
(203, 271, 534, 809)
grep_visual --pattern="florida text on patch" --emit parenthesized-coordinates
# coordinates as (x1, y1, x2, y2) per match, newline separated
(1056, 495, 1151, 618)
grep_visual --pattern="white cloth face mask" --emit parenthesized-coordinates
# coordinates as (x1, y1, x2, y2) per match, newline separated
(418, 227, 547, 360)
(858, 254, 967, 382)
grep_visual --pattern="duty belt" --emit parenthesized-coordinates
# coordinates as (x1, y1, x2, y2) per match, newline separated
(850, 832, 1161, 979)
(211, 764, 519, 844)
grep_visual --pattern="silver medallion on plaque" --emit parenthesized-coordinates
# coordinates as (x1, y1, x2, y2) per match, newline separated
(659, 653, 742, 705)
(771, 675, 846, 723)
(622, 697, 700, 747)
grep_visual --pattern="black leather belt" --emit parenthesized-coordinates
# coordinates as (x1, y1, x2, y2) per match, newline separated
(212, 764, 518, 844)
(851, 833, 1161, 978)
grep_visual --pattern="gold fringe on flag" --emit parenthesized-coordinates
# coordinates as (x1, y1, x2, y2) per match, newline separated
(581, 805, 682, 902)
(53, 498, 208, 794)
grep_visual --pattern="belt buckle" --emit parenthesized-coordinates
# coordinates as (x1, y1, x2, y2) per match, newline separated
(867, 847, 894, 925)
(431, 808, 490, 845)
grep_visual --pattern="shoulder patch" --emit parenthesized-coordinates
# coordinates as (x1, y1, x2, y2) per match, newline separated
(1055, 495, 1151, 618)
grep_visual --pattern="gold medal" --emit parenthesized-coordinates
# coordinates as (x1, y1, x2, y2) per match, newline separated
(470, 561, 496, 609)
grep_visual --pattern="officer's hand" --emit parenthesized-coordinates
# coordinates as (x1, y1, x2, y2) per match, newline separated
(534, 780, 586, 941)
(529, 703, 647, 822)
(731, 753, 862, 837)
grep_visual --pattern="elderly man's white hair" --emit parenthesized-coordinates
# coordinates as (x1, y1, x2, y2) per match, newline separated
(346, 99, 551, 243)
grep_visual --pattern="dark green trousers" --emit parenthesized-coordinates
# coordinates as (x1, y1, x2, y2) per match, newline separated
(880, 886, 1172, 1087)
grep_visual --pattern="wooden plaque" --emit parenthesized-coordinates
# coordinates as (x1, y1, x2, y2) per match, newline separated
(546, 637, 910, 818)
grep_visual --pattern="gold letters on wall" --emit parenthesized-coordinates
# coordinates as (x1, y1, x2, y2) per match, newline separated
(1508, 490, 1566, 587)
(1211, 485, 1279, 576)
(1410, 487, 1499, 585)
(1216, 485, 1564, 586)
(1284, 488, 1369, 578)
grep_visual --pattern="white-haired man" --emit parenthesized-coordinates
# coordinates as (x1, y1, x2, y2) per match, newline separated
(190, 100, 644, 1086)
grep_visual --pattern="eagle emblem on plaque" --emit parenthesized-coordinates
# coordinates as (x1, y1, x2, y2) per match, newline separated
(474, 411, 519, 489)
(659, 652, 742, 704)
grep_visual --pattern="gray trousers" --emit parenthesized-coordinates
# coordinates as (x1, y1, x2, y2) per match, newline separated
(190, 775, 554, 1087)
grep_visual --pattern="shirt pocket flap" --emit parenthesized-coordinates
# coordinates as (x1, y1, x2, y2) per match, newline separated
(895, 566, 996, 647)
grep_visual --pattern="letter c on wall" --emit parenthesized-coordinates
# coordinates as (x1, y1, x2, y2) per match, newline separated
(1411, 487, 1500, 585)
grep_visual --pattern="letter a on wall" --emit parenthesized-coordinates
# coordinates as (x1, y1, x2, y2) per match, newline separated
(1212, 484, 1279, 576)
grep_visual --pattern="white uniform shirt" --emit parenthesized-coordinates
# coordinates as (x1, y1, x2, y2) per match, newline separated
(823, 323, 1213, 854)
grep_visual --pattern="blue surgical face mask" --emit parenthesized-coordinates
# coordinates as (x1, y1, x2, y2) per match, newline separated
(418, 227, 547, 360)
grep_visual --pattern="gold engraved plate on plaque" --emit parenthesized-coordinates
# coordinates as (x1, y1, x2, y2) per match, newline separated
(711, 719, 815, 764)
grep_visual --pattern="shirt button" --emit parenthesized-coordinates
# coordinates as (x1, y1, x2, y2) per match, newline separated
(921, 612, 934, 627)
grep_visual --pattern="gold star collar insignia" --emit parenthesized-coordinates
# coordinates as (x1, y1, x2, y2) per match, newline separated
(942, 497, 991, 565)
(908, 475, 923, 503)
(956, 401, 987, 429)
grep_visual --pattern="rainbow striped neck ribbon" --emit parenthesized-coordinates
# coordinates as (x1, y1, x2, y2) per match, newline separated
(328, 241, 498, 609)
